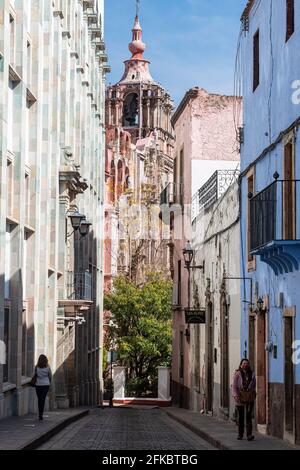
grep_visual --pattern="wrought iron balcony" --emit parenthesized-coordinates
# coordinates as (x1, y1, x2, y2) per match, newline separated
(66, 271, 92, 301)
(192, 169, 240, 220)
(249, 179, 300, 274)
(160, 183, 184, 206)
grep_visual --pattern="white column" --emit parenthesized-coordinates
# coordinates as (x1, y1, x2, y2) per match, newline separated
(113, 366, 126, 400)
(157, 367, 171, 400)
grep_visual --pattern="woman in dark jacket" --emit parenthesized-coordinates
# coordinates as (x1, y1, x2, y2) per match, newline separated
(232, 359, 256, 441)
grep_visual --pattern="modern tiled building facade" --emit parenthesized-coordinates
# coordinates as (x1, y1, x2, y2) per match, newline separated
(0, 0, 109, 419)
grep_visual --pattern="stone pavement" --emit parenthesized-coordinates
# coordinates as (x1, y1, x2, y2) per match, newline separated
(37, 408, 215, 450)
(0, 408, 89, 450)
(164, 407, 299, 451)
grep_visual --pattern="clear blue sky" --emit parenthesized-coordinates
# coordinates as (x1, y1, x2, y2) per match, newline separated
(105, 0, 246, 105)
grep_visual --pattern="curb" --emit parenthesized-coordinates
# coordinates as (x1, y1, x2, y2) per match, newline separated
(165, 410, 230, 450)
(20, 409, 90, 450)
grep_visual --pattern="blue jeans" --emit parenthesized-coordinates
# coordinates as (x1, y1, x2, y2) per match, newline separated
(35, 386, 49, 418)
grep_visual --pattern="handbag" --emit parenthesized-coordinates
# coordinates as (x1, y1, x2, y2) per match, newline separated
(30, 367, 37, 387)
(239, 389, 256, 404)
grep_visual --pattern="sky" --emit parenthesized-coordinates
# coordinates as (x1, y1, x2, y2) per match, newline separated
(105, 0, 246, 106)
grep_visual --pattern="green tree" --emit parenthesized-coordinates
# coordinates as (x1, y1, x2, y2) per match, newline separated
(104, 273, 172, 381)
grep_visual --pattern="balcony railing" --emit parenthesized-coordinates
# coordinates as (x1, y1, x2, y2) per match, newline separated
(249, 179, 300, 274)
(192, 169, 240, 220)
(160, 183, 184, 206)
(250, 182, 277, 251)
(66, 271, 92, 301)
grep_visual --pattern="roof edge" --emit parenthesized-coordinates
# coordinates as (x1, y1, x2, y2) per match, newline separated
(241, 0, 255, 21)
(171, 88, 199, 128)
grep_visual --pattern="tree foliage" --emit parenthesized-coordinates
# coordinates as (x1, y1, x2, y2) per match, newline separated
(104, 273, 172, 380)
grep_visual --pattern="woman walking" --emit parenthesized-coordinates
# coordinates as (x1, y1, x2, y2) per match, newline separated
(232, 359, 256, 441)
(33, 355, 52, 420)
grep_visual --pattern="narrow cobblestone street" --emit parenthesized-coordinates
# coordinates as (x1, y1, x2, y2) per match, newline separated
(37, 408, 216, 451)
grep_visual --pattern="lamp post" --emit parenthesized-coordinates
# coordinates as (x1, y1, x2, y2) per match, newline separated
(183, 241, 194, 310)
(79, 218, 92, 237)
(67, 211, 92, 238)
(68, 211, 85, 232)
(182, 241, 204, 309)
(256, 297, 267, 315)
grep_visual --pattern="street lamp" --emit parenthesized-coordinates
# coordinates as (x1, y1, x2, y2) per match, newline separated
(67, 211, 92, 238)
(256, 297, 266, 314)
(183, 241, 194, 269)
(79, 218, 92, 237)
(68, 211, 85, 230)
(182, 241, 204, 310)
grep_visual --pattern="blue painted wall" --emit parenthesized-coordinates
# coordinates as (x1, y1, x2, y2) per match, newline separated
(240, 0, 300, 386)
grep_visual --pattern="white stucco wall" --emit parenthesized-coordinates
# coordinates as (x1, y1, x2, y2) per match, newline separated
(190, 181, 241, 419)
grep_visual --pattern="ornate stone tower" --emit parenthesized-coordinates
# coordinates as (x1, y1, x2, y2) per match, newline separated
(104, 7, 174, 286)
(105, 11, 174, 172)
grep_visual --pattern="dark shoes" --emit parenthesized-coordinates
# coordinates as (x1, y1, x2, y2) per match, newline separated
(39, 415, 43, 421)
(237, 435, 255, 441)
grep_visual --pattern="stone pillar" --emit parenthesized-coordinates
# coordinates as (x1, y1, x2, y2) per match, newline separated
(157, 367, 171, 400)
(113, 366, 126, 400)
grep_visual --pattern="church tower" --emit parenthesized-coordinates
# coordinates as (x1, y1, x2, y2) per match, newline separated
(106, 9, 174, 170)
(104, 5, 174, 285)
